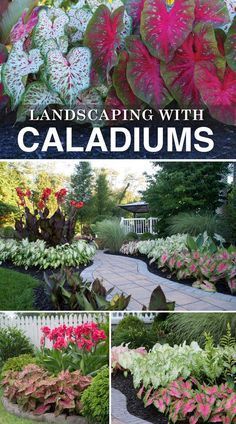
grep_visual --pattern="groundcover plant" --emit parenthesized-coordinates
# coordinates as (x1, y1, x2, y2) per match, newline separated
(112, 322, 236, 423)
(120, 233, 236, 294)
(0, 0, 235, 125)
(1, 321, 109, 421)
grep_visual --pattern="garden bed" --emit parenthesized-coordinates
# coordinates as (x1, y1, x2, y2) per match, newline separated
(105, 251, 235, 296)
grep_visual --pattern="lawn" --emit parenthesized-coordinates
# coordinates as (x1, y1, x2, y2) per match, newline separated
(0, 390, 44, 424)
(0, 268, 40, 310)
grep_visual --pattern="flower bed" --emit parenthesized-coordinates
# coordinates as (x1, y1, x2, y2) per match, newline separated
(120, 234, 236, 294)
(112, 326, 236, 423)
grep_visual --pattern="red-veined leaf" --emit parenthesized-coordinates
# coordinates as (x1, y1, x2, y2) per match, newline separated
(140, 0, 195, 62)
(225, 16, 236, 71)
(10, 7, 40, 43)
(33, 404, 51, 415)
(124, 0, 145, 27)
(195, 0, 230, 28)
(161, 23, 225, 108)
(195, 62, 236, 126)
(113, 50, 143, 108)
(126, 36, 172, 110)
(105, 87, 126, 123)
(84, 5, 124, 80)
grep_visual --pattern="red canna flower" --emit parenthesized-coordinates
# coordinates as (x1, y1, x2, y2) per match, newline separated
(37, 200, 45, 210)
(41, 187, 52, 201)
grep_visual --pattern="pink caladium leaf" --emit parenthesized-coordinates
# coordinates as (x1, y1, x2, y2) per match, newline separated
(197, 403, 211, 420)
(195, 62, 236, 126)
(46, 47, 91, 107)
(123, 0, 145, 27)
(105, 87, 127, 123)
(161, 23, 225, 108)
(113, 50, 143, 108)
(140, 0, 195, 62)
(225, 16, 236, 72)
(84, 5, 124, 81)
(195, 0, 230, 28)
(126, 36, 172, 110)
(10, 7, 40, 44)
(2, 41, 43, 109)
(33, 404, 51, 415)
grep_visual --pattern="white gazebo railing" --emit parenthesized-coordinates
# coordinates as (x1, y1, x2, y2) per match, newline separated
(120, 217, 158, 235)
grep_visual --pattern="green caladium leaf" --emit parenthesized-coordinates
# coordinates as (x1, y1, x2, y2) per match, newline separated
(17, 81, 63, 122)
(46, 47, 91, 107)
(68, 7, 93, 43)
(2, 41, 43, 109)
(33, 8, 69, 53)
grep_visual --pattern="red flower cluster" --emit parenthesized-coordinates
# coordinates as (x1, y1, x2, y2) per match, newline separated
(41, 322, 106, 352)
(55, 188, 67, 204)
(16, 187, 31, 206)
(37, 187, 52, 211)
(70, 200, 84, 209)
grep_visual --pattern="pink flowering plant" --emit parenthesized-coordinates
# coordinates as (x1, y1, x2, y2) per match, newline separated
(139, 377, 236, 424)
(38, 322, 108, 376)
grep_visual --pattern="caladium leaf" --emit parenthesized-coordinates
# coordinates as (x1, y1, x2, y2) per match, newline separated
(225, 17, 236, 71)
(194, 0, 230, 28)
(40, 37, 68, 57)
(113, 50, 143, 108)
(10, 7, 40, 43)
(126, 36, 172, 110)
(84, 5, 124, 80)
(0, 44, 8, 64)
(17, 82, 63, 122)
(195, 62, 236, 126)
(123, 0, 145, 27)
(140, 0, 195, 62)
(46, 47, 91, 107)
(33, 8, 69, 53)
(161, 23, 225, 108)
(105, 87, 126, 123)
(2, 42, 43, 109)
(68, 7, 93, 43)
(76, 88, 104, 125)
(87, 0, 123, 13)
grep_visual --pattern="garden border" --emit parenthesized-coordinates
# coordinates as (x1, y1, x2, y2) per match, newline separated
(2, 396, 87, 424)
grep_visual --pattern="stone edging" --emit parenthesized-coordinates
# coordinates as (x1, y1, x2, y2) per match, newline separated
(111, 388, 148, 424)
(2, 397, 87, 424)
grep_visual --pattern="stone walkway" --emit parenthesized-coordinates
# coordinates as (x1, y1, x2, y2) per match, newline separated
(112, 388, 147, 424)
(81, 251, 236, 311)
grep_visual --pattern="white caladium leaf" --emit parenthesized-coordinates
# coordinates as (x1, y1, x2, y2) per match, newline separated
(40, 36, 69, 57)
(120, 11, 132, 47)
(17, 82, 63, 122)
(2, 42, 43, 109)
(68, 7, 93, 42)
(46, 47, 91, 107)
(33, 8, 69, 52)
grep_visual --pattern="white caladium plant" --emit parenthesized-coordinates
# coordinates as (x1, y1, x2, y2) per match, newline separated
(33, 8, 69, 52)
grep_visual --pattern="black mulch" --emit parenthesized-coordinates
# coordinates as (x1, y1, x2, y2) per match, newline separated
(0, 108, 235, 159)
(1, 261, 92, 311)
(112, 373, 169, 424)
(104, 251, 235, 296)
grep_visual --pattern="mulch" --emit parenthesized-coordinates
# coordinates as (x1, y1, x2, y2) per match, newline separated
(0, 108, 235, 159)
(104, 251, 235, 297)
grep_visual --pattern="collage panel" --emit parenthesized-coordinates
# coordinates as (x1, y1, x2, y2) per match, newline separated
(111, 311, 236, 424)
(0, 311, 110, 424)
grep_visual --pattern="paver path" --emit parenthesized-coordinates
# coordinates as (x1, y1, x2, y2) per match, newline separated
(81, 251, 236, 311)
(112, 388, 147, 424)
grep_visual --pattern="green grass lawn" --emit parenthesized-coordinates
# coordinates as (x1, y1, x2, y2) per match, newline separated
(0, 390, 44, 424)
(0, 268, 40, 310)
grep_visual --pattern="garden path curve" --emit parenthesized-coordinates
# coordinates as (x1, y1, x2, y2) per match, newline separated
(81, 251, 236, 311)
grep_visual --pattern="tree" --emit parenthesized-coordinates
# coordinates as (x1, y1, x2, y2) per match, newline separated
(91, 170, 115, 221)
(142, 163, 229, 235)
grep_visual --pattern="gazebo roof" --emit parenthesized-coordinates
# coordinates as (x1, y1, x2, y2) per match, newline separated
(118, 201, 149, 214)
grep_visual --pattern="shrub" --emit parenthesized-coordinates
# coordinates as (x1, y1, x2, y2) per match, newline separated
(125, 232, 139, 241)
(81, 366, 109, 424)
(112, 327, 158, 350)
(167, 212, 221, 237)
(0, 238, 96, 269)
(0, 226, 16, 239)
(1, 354, 37, 375)
(140, 232, 156, 241)
(2, 365, 91, 416)
(94, 219, 126, 253)
(165, 313, 236, 347)
(0, 327, 33, 366)
(114, 315, 146, 333)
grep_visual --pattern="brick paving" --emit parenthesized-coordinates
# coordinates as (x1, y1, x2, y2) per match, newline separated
(81, 251, 236, 311)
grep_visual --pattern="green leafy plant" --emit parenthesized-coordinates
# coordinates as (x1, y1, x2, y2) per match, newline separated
(94, 219, 127, 253)
(2, 364, 92, 416)
(0, 327, 34, 367)
(167, 212, 222, 237)
(1, 354, 37, 375)
(81, 366, 109, 423)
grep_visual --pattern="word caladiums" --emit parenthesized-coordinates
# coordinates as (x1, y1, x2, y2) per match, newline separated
(0, 0, 235, 125)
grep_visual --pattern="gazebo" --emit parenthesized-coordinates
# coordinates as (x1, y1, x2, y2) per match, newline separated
(118, 202, 158, 235)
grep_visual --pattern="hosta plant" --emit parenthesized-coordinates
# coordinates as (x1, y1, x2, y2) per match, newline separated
(139, 377, 236, 424)
(0, 238, 96, 269)
(2, 364, 91, 416)
(15, 187, 84, 247)
(38, 322, 108, 376)
(0, 0, 235, 126)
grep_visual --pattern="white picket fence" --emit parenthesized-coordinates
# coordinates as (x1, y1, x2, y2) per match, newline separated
(112, 311, 157, 325)
(0, 313, 108, 348)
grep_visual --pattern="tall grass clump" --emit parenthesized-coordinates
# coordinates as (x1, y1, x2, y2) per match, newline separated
(167, 212, 221, 237)
(94, 219, 126, 253)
